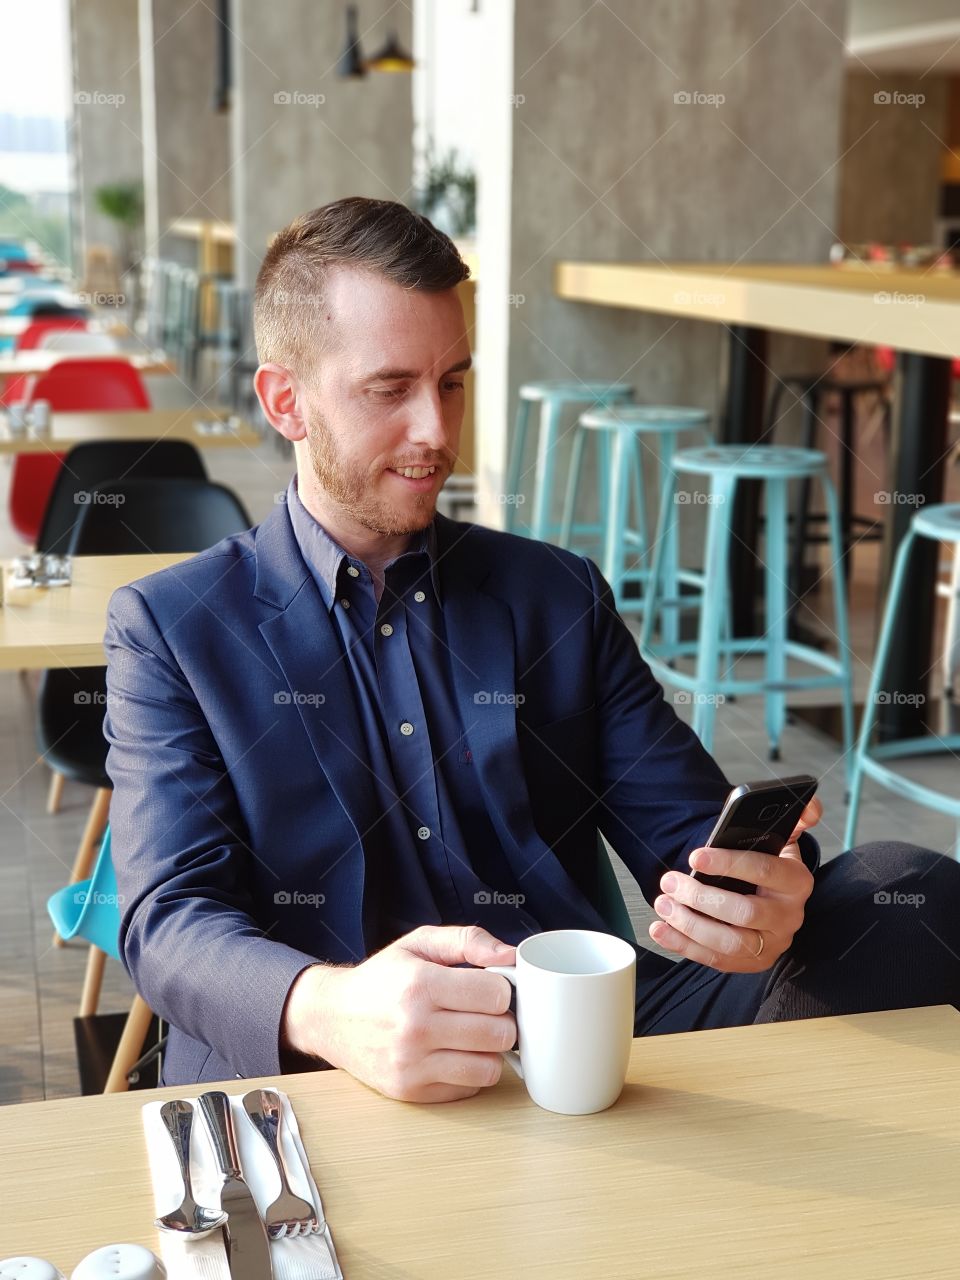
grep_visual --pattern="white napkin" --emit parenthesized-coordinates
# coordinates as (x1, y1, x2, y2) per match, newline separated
(142, 1087, 343, 1279)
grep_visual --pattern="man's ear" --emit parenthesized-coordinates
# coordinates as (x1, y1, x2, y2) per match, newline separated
(255, 363, 309, 443)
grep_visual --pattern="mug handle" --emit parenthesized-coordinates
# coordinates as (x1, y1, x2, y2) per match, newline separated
(486, 965, 523, 1079)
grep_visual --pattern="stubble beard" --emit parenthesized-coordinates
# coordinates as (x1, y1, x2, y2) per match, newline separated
(306, 409, 439, 537)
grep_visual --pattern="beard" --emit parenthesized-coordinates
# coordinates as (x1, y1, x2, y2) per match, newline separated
(305, 408, 442, 537)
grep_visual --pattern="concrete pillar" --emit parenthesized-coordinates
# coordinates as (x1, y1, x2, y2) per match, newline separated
(230, 0, 414, 287)
(69, 0, 143, 277)
(138, 0, 232, 263)
(473, 0, 850, 529)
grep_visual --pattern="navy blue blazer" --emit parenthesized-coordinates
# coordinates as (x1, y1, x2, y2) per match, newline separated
(104, 501, 810, 1085)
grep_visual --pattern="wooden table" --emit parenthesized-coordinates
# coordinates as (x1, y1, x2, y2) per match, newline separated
(0, 408, 260, 455)
(0, 554, 189, 670)
(0, 316, 128, 340)
(0, 1006, 957, 1277)
(0, 348, 174, 378)
(557, 260, 960, 738)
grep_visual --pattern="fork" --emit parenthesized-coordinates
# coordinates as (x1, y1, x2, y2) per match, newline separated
(242, 1088, 320, 1239)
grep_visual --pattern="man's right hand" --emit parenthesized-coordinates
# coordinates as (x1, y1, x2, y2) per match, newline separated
(281, 925, 517, 1103)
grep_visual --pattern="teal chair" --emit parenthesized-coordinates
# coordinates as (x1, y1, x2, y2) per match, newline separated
(505, 380, 634, 543)
(845, 503, 960, 855)
(640, 444, 854, 773)
(47, 827, 155, 1092)
(560, 405, 712, 619)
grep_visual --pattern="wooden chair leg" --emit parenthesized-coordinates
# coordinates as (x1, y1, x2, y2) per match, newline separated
(52, 786, 110, 948)
(104, 995, 154, 1094)
(47, 770, 65, 815)
(79, 945, 106, 1017)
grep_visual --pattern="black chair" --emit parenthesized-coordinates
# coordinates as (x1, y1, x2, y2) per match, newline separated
(37, 439, 207, 555)
(41, 477, 251, 943)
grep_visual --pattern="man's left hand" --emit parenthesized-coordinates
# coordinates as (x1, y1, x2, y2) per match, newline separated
(648, 797, 822, 972)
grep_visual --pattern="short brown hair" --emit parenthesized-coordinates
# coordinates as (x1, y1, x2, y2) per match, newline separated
(253, 197, 469, 371)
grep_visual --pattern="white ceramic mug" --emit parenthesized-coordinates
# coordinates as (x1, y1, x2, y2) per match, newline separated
(487, 929, 636, 1115)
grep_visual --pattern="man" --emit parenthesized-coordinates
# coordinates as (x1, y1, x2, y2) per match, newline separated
(105, 197, 960, 1099)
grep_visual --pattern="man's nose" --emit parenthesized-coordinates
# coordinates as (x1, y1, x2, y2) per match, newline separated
(406, 389, 449, 453)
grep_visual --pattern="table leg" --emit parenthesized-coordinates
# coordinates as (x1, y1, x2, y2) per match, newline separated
(877, 352, 952, 741)
(721, 325, 768, 636)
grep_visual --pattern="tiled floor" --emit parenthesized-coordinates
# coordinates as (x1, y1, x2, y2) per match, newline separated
(1, 366, 958, 1104)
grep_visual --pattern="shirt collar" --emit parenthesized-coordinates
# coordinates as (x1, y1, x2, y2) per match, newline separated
(286, 476, 441, 609)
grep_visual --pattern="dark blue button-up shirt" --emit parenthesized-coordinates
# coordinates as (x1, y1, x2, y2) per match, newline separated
(286, 478, 543, 950)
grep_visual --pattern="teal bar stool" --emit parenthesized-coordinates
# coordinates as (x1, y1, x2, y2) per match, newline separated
(505, 380, 634, 540)
(559, 405, 711, 617)
(845, 504, 960, 854)
(640, 444, 855, 771)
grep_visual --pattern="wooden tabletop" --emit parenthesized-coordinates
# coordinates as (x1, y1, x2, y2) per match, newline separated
(0, 553, 190, 670)
(0, 316, 128, 339)
(0, 348, 175, 378)
(555, 260, 960, 358)
(0, 1005, 957, 1277)
(0, 408, 260, 455)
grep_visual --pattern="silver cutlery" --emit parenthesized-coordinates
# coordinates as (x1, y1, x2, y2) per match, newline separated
(198, 1091, 274, 1279)
(243, 1088, 320, 1239)
(153, 1099, 228, 1238)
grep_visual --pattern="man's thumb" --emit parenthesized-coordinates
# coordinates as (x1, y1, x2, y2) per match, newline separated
(399, 923, 516, 967)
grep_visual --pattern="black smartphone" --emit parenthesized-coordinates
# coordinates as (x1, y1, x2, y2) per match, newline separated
(691, 775, 819, 896)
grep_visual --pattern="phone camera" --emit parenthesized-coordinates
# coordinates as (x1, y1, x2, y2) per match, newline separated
(758, 802, 785, 821)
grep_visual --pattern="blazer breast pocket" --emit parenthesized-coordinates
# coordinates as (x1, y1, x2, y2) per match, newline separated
(518, 704, 597, 783)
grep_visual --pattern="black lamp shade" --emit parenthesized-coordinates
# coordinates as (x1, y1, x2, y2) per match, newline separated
(338, 4, 367, 78)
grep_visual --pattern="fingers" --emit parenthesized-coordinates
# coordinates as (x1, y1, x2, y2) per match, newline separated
(399, 923, 515, 969)
(688, 846, 812, 896)
(648, 918, 769, 972)
(429, 1009, 517, 1055)
(788, 796, 823, 843)
(426, 962, 515, 1015)
(419, 1048, 505, 1091)
(656, 871, 787, 933)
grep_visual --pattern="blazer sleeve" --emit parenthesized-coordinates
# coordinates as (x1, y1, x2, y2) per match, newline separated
(582, 557, 819, 905)
(103, 583, 320, 1079)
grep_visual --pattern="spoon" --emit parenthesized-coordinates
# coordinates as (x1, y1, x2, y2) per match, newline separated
(153, 1099, 228, 1237)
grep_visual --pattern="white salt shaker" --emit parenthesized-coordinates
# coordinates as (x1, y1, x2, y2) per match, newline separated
(70, 1245, 165, 1280)
(0, 1260, 66, 1280)
(7, 402, 27, 437)
(29, 400, 51, 436)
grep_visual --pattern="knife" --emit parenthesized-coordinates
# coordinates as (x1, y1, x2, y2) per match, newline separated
(198, 1090, 275, 1279)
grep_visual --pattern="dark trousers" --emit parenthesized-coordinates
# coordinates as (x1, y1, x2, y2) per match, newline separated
(633, 842, 960, 1036)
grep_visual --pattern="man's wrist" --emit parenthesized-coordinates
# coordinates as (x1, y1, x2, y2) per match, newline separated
(280, 962, 350, 1064)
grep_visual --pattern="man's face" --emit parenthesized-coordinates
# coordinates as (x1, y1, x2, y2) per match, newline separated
(301, 266, 471, 537)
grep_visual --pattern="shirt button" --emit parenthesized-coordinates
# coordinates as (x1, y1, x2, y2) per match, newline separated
(400, 721, 414, 736)
(346, 565, 360, 578)
(417, 825, 431, 841)
(414, 590, 426, 603)
(380, 623, 394, 637)
(340, 598, 350, 609)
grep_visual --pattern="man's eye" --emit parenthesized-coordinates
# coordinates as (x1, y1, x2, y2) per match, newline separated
(442, 381, 465, 393)
(373, 387, 406, 399)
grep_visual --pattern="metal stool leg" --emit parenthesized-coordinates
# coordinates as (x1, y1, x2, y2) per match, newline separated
(764, 475, 789, 760)
(693, 473, 737, 751)
(821, 471, 856, 790)
(559, 423, 587, 549)
(505, 397, 532, 534)
(603, 424, 631, 601)
(530, 398, 563, 542)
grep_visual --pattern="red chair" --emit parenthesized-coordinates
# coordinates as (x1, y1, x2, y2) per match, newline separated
(16, 317, 89, 351)
(8, 359, 151, 545)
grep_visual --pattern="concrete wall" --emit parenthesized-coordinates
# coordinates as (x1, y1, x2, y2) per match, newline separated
(837, 72, 948, 246)
(230, 0, 414, 287)
(475, 0, 850, 527)
(138, 0, 232, 261)
(70, 0, 143, 269)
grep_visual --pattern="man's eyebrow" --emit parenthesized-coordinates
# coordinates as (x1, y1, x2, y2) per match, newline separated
(364, 356, 473, 381)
